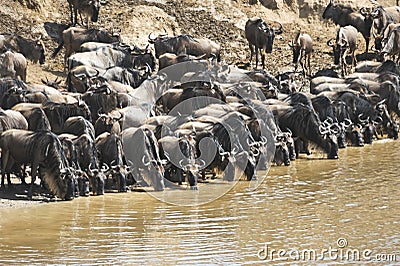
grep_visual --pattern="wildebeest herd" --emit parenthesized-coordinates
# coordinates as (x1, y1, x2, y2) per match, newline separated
(0, 0, 399, 201)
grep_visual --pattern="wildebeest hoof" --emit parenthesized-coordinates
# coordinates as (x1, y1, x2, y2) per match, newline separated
(190, 186, 198, 190)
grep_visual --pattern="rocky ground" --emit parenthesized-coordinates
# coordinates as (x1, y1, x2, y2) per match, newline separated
(0, 0, 397, 207)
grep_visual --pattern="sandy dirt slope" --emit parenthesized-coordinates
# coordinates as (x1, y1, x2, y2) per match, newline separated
(2, 0, 395, 84)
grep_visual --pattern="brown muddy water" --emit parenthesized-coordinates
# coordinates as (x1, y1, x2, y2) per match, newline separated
(0, 140, 399, 265)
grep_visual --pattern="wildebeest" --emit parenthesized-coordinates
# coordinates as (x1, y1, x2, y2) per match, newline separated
(95, 132, 124, 167)
(59, 133, 98, 171)
(0, 51, 27, 81)
(52, 27, 121, 68)
(375, 22, 400, 53)
(0, 129, 75, 200)
(148, 33, 221, 61)
(322, 1, 373, 52)
(62, 116, 95, 140)
(327, 25, 358, 76)
(381, 25, 400, 63)
(0, 108, 28, 133)
(67, 0, 104, 27)
(245, 17, 283, 69)
(289, 32, 313, 76)
(41, 101, 92, 134)
(67, 45, 154, 72)
(94, 113, 121, 137)
(370, 5, 400, 51)
(0, 33, 45, 64)
(12, 106, 51, 131)
(67, 64, 150, 93)
(158, 53, 207, 70)
(271, 103, 339, 159)
(158, 135, 200, 189)
(81, 85, 119, 121)
(122, 127, 165, 191)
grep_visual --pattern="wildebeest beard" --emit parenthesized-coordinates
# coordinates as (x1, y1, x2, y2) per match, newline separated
(39, 136, 70, 199)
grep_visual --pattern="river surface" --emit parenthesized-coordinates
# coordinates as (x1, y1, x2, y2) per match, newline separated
(0, 140, 399, 265)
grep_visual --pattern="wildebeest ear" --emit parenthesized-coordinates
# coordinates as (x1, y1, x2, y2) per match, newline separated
(99, 0, 107, 5)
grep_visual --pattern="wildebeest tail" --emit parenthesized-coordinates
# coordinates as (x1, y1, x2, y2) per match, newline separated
(52, 40, 64, 58)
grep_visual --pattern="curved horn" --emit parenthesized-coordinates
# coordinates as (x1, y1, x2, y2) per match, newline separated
(148, 32, 157, 42)
(101, 163, 110, 172)
(88, 68, 100, 78)
(342, 118, 353, 128)
(252, 147, 260, 157)
(360, 7, 369, 16)
(142, 155, 151, 166)
(195, 159, 206, 168)
(319, 124, 329, 135)
(273, 22, 283, 34)
(329, 123, 341, 134)
(261, 135, 268, 145)
(358, 113, 369, 123)
(374, 116, 383, 124)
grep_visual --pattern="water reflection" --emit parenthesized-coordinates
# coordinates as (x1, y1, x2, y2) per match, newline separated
(0, 140, 399, 264)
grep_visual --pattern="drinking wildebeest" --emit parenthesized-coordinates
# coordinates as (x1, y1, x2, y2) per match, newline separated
(121, 127, 165, 191)
(245, 17, 283, 69)
(0, 129, 75, 200)
(289, 32, 313, 76)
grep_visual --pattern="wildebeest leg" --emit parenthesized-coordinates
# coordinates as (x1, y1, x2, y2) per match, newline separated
(176, 168, 183, 185)
(248, 42, 254, 66)
(307, 53, 311, 76)
(187, 171, 198, 190)
(299, 50, 304, 75)
(73, 6, 78, 26)
(68, 1, 74, 25)
(28, 163, 39, 199)
(255, 47, 259, 69)
(1, 151, 11, 189)
(365, 36, 369, 53)
(261, 50, 266, 69)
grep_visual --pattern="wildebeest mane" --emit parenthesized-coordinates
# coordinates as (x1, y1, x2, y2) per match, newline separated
(281, 104, 331, 154)
(41, 132, 69, 198)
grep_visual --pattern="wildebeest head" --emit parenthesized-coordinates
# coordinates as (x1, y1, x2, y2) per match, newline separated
(327, 38, 345, 65)
(110, 164, 128, 192)
(88, 165, 106, 195)
(256, 21, 282, 53)
(142, 128, 165, 191)
(322, 0, 335, 20)
(273, 135, 290, 166)
(34, 37, 46, 65)
(349, 124, 364, 146)
(62, 167, 77, 201)
(75, 170, 90, 197)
